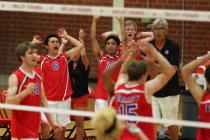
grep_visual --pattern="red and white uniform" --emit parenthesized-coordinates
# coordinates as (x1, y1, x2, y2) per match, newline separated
(11, 68, 42, 138)
(197, 91, 210, 140)
(196, 61, 210, 74)
(40, 53, 72, 101)
(111, 83, 155, 140)
(119, 127, 139, 140)
(95, 53, 120, 100)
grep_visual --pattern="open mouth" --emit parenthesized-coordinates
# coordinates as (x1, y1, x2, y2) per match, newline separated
(54, 47, 58, 50)
(128, 34, 132, 37)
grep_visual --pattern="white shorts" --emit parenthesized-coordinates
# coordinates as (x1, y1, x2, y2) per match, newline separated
(41, 97, 71, 126)
(152, 95, 180, 127)
(95, 99, 108, 112)
(12, 138, 39, 140)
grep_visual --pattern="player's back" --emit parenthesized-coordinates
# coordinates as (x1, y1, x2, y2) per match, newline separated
(111, 83, 155, 140)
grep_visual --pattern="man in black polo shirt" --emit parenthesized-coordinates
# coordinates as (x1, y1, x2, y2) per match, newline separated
(150, 18, 180, 140)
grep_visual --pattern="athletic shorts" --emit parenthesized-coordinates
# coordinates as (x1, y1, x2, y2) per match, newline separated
(95, 99, 108, 112)
(11, 138, 39, 140)
(152, 95, 180, 127)
(72, 95, 88, 108)
(41, 97, 71, 126)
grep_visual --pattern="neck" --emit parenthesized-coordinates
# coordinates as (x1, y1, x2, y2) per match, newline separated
(127, 78, 144, 85)
(21, 63, 34, 74)
(48, 52, 57, 58)
(155, 38, 166, 49)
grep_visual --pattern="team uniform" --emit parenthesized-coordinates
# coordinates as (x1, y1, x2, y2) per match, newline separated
(95, 52, 120, 111)
(119, 127, 140, 140)
(111, 83, 156, 140)
(40, 53, 72, 126)
(11, 67, 42, 139)
(196, 61, 210, 74)
(197, 90, 210, 140)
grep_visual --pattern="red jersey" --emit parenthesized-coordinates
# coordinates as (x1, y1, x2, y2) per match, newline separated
(95, 53, 120, 100)
(111, 83, 155, 140)
(11, 67, 42, 138)
(40, 53, 72, 101)
(197, 91, 210, 140)
(119, 127, 139, 140)
(196, 61, 210, 74)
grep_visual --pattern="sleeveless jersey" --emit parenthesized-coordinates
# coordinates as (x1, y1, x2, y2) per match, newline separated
(11, 68, 42, 138)
(40, 53, 72, 101)
(119, 127, 140, 140)
(111, 83, 155, 140)
(197, 91, 210, 140)
(95, 53, 120, 100)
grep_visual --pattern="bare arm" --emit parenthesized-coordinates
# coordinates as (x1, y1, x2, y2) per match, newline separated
(102, 47, 138, 95)
(31, 35, 42, 61)
(143, 42, 176, 103)
(102, 60, 123, 96)
(81, 47, 90, 69)
(6, 74, 34, 104)
(115, 16, 127, 53)
(90, 16, 102, 57)
(57, 38, 68, 55)
(57, 28, 83, 60)
(79, 29, 90, 69)
(181, 53, 210, 104)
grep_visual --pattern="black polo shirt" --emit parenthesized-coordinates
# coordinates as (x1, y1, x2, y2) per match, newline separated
(68, 57, 90, 98)
(150, 38, 180, 97)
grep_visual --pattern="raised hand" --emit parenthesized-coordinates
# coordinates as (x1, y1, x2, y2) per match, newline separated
(32, 35, 43, 44)
(57, 28, 68, 38)
(93, 15, 100, 20)
(101, 31, 119, 40)
(79, 29, 86, 41)
(61, 38, 68, 45)
(114, 16, 123, 22)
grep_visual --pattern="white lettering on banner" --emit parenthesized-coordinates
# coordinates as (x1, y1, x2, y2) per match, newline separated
(61, 7, 76, 12)
(1, 1, 210, 22)
(182, 13, 198, 18)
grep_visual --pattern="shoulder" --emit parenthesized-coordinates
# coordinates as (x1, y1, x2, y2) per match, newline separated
(8, 73, 18, 85)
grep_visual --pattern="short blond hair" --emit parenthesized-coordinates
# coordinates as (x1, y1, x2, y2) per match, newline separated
(125, 20, 137, 31)
(91, 107, 123, 140)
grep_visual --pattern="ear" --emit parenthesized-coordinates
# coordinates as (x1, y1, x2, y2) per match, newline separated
(20, 55, 24, 61)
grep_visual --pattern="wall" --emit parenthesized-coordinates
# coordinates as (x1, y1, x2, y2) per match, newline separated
(0, 0, 210, 81)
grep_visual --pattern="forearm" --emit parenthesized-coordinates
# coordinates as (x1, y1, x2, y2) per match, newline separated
(150, 47, 174, 74)
(90, 18, 97, 39)
(118, 18, 127, 52)
(140, 32, 153, 37)
(58, 43, 65, 55)
(90, 18, 102, 56)
(65, 35, 83, 48)
(182, 54, 210, 76)
(6, 90, 29, 104)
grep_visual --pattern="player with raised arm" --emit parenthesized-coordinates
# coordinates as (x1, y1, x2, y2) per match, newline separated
(102, 41, 175, 139)
(181, 53, 210, 140)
